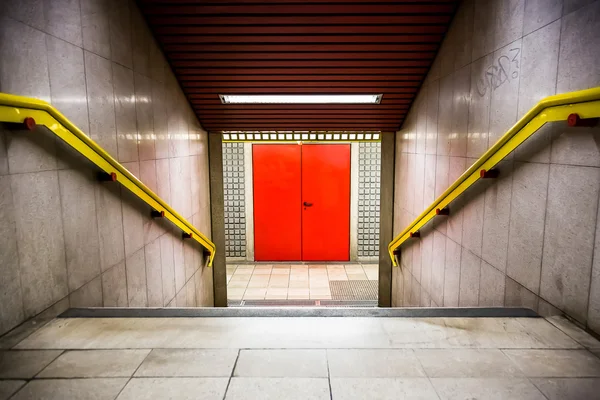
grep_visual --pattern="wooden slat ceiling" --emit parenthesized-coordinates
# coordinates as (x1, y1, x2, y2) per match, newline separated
(137, 0, 458, 132)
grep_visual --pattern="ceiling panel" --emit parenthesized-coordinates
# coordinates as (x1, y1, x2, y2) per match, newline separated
(137, 0, 458, 132)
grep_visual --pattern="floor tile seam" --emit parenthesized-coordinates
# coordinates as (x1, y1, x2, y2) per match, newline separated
(26, 350, 65, 380)
(325, 348, 333, 400)
(111, 348, 153, 400)
(221, 349, 241, 400)
(410, 347, 442, 399)
(543, 318, 600, 350)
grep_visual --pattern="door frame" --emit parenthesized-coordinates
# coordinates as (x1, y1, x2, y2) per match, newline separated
(250, 143, 354, 262)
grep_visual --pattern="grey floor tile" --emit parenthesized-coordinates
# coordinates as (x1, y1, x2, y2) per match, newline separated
(117, 377, 228, 400)
(11, 378, 128, 400)
(327, 349, 425, 377)
(0, 350, 62, 379)
(330, 378, 438, 400)
(545, 316, 600, 348)
(0, 380, 25, 400)
(503, 349, 600, 377)
(414, 349, 522, 377)
(225, 377, 330, 400)
(135, 349, 238, 377)
(234, 349, 327, 377)
(37, 349, 150, 378)
(432, 378, 545, 400)
(532, 378, 600, 400)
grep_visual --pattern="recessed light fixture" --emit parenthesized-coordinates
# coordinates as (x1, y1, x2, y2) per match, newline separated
(219, 94, 383, 104)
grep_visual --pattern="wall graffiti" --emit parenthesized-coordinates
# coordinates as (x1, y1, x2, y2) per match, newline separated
(476, 47, 521, 97)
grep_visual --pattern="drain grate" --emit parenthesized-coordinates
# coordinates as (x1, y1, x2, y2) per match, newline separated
(330, 280, 378, 301)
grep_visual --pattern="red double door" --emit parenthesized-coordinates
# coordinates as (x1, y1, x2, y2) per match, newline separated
(253, 144, 351, 261)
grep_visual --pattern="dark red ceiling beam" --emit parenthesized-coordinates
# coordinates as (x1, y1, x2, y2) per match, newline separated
(147, 15, 451, 25)
(163, 44, 439, 52)
(200, 113, 404, 123)
(178, 75, 424, 82)
(158, 34, 445, 44)
(140, 0, 454, 4)
(141, 4, 455, 15)
(187, 87, 417, 94)
(154, 25, 449, 35)
(193, 104, 411, 110)
(169, 52, 435, 61)
(175, 67, 428, 75)
(184, 81, 421, 88)
(172, 60, 431, 68)
(194, 108, 408, 114)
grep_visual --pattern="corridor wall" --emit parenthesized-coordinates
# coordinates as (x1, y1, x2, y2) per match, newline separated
(0, 0, 213, 337)
(391, 0, 600, 334)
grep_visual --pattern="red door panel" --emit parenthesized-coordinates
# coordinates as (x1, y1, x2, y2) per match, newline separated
(301, 144, 351, 261)
(253, 144, 302, 261)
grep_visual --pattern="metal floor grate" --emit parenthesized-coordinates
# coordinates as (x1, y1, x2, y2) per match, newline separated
(330, 280, 379, 301)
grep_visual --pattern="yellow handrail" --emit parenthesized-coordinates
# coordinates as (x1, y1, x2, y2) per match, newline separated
(0, 93, 216, 267)
(388, 86, 600, 266)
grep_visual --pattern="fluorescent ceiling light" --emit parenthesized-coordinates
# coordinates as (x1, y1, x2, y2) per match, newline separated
(220, 94, 382, 104)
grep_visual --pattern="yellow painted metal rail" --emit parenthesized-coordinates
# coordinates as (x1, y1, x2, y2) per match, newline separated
(389, 87, 600, 266)
(0, 93, 216, 267)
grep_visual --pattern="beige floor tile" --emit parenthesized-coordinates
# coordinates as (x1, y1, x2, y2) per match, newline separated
(266, 288, 288, 299)
(229, 275, 251, 283)
(135, 349, 238, 377)
(233, 268, 254, 276)
(328, 349, 426, 377)
(415, 349, 523, 378)
(0, 380, 25, 400)
(347, 273, 368, 280)
(532, 378, 600, 400)
(228, 280, 250, 289)
(327, 265, 345, 271)
(225, 377, 330, 400)
(247, 282, 268, 289)
(310, 294, 332, 300)
(11, 379, 128, 400)
(290, 266, 308, 272)
(503, 350, 600, 377)
(287, 288, 310, 299)
(0, 350, 63, 379)
(268, 277, 289, 288)
(289, 280, 309, 289)
(252, 267, 272, 275)
(431, 378, 546, 400)
(331, 378, 438, 400)
(309, 265, 327, 270)
(227, 288, 245, 300)
(38, 350, 150, 378)
(327, 273, 348, 281)
(345, 266, 364, 274)
(310, 287, 331, 296)
(271, 269, 291, 275)
(118, 378, 228, 400)
(309, 280, 330, 288)
(243, 288, 267, 300)
(234, 350, 327, 377)
(289, 273, 309, 281)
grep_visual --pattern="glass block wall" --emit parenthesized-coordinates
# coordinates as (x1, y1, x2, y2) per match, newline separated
(358, 142, 381, 257)
(222, 143, 246, 258)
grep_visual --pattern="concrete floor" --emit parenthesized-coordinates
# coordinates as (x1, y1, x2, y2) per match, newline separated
(226, 263, 378, 300)
(1, 315, 600, 399)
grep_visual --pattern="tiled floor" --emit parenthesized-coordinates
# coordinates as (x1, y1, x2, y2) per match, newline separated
(227, 263, 378, 301)
(1, 315, 600, 399)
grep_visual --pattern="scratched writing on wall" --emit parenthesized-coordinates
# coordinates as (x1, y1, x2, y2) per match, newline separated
(476, 47, 521, 97)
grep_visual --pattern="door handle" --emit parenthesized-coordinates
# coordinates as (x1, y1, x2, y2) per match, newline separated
(303, 202, 313, 207)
